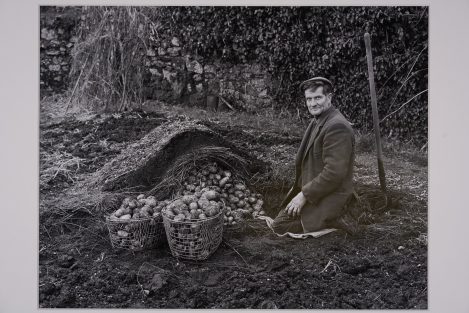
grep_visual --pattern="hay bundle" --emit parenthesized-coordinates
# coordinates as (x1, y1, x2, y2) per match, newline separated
(69, 7, 156, 111)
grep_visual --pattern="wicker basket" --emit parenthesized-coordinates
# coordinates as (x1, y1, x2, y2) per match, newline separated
(105, 215, 166, 250)
(162, 211, 224, 260)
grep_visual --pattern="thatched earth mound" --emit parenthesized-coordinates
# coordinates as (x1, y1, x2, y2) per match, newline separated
(95, 120, 265, 193)
(42, 120, 268, 218)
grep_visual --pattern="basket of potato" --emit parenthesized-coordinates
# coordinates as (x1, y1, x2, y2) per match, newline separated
(162, 190, 224, 260)
(105, 195, 167, 250)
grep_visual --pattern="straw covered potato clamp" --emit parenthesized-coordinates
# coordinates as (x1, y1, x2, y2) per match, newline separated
(164, 161, 265, 226)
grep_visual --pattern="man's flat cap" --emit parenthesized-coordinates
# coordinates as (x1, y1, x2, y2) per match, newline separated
(299, 77, 333, 92)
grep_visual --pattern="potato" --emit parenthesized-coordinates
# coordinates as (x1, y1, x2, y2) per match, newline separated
(146, 197, 157, 207)
(201, 169, 209, 176)
(117, 230, 129, 237)
(122, 207, 132, 215)
(231, 210, 243, 220)
(120, 214, 132, 220)
(208, 173, 215, 180)
(237, 200, 246, 208)
(227, 188, 235, 194)
(208, 165, 217, 173)
(237, 209, 251, 216)
(203, 190, 219, 201)
(164, 208, 175, 218)
(140, 205, 153, 217)
(128, 199, 138, 209)
(234, 191, 245, 198)
(259, 210, 266, 215)
(248, 197, 257, 204)
(182, 195, 198, 205)
(153, 212, 161, 218)
(214, 174, 221, 181)
(256, 199, 264, 206)
(198, 213, 207, 220)
(183, 211, 192, 219)
(173, 214, 186, 222)
(234, 184, 247, 191)
(197, 199, 210, 211)
(205, 206, 219, 217)
(122, 197, 131, 206)
(209, 200, 220, 209)
(190, 224, 201, 232)
(189, 202, 198, 211)
(223, 171, 232, 178)
(109, 214, 120, 221)
(114, 208, 125, 218)
(137, 194, 145, 200)
(168, 199, 186, 210)
(189, 209, 198, 219)
(219, 177, 230, 187)
(229, 196, 239, 204)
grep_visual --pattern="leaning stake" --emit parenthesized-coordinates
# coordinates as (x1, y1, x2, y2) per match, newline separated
(364, 32, 387, 193)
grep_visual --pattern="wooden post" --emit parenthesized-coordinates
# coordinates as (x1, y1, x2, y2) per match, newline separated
(364, 33, 387, 193)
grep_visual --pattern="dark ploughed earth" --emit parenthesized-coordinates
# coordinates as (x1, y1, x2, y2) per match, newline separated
(39, 110, 427, 309)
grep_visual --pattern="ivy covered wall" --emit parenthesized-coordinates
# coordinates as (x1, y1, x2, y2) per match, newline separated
(42, 6, 428, 143)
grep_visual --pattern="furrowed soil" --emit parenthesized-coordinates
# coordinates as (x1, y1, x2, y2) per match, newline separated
(39, 108, 427, 309)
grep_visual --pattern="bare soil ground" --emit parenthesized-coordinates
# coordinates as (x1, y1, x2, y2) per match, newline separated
(39, 106, 427, 309)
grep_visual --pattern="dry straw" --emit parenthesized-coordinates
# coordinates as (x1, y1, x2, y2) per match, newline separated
(69, 7, 158, 112)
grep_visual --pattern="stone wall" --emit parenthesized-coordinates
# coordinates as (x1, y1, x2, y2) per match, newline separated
(40, 7, 81, 95)
(142, 37, 274, 111)
(40, 8, 275, 111)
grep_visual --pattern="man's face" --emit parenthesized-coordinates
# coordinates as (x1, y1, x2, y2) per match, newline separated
(304, 87, 332, 117)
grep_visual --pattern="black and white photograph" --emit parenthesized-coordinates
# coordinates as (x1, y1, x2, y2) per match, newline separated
(36, 6, 430, 309)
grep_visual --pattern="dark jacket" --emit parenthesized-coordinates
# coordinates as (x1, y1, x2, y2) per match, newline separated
(282, 105, 355, 232)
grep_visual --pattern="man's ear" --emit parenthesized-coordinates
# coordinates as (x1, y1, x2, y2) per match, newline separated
(327, 93, 333, 102)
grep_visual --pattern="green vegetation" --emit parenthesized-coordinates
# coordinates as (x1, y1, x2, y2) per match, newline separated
(70, 6, 428, 143)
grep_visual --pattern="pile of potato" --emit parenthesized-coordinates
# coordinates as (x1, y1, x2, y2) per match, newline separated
(109, 194, 168, 220)
(107, 195, 168, 250)
(163, 190, 222, 221)
(171, 162, 265, 226)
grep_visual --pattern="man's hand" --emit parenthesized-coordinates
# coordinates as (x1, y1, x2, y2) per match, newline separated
(285, 192, 307, 218)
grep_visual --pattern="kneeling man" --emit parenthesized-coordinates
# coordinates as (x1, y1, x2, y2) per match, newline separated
(272, 77, 357, 235)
